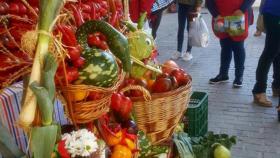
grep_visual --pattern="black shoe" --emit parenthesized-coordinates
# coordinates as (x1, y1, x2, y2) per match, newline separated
(233, 79, 243, 88)
(209, 75, 229, 84)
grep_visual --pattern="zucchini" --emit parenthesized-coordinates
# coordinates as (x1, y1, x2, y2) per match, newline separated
(76, 20, 131, 72)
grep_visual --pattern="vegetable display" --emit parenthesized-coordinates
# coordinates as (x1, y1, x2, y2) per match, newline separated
(0, 0, 240, 158)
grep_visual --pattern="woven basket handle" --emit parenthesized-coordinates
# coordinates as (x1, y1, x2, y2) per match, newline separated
(120, 85, 152, 101)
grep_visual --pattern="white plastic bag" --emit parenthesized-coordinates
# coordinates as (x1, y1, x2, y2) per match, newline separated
(188, 15, 209, 47)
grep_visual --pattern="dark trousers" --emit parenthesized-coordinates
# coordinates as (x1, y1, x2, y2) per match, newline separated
(177, 3, 192, 53)
(150, 9, 164, 39)
(253, 13, 280, 94)
(219, 38, 246, 80)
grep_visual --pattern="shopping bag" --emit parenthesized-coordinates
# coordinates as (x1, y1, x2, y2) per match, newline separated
(188, 15, 209, 47)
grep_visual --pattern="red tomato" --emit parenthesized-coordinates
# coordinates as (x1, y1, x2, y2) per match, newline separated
(156, 73, 170, 79)
(170, 69, 191, 86)
(18, 3, 27, 14)
(87, 34, 101, 47)
(170, 76, 179, 90)
(73, 57, 85, 68)
(130, 78, 147, 97)
(9, 3, 19, 14)
(0, 3, 7, 14)
(67, 47, 81, 61)
(152, 77, 172, 93)
(98, 41, 108, 50)
(98, 33, 107, 41)
(66, 67, 79, 83)
(162, 60, 180, 74)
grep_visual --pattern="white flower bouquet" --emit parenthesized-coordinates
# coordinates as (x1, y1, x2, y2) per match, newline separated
(62, 129, 99, 158)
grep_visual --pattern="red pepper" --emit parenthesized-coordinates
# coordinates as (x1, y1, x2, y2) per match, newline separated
(111, 92, 133, 120)
(56, 24, 78, 47)
(57, 140, 70, 158)
(90, 3, 96, 19)
(109, 12, 118, 27)
(70, 4, 84, 27)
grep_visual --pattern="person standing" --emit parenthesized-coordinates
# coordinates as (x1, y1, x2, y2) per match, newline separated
(252, 0, 280, 107)
(171, 0, 203, 61)
(254, 0, 266, 36)
(150, 0, 174, 39)
(206, 0, 255, 88)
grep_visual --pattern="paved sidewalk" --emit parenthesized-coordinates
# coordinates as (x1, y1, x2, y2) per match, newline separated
(156, 9, 280, 158)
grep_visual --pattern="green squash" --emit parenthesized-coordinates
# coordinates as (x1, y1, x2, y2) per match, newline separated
(128, 30, 154, 60)
(78, 49, 118, 87)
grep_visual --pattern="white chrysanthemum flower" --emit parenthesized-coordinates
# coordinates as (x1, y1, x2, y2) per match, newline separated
(62, 129, 99, 157)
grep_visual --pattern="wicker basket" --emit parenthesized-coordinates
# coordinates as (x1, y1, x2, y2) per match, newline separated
(57, 68, 124, 126)
(122, 81, 192, 144)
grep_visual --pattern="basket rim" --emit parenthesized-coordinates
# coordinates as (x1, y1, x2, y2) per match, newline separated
(131, 80, 192, 101)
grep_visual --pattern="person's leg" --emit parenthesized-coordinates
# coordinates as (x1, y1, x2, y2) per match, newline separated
(232, 40, 246, 87)
(209, 38, 232, 83)
(185, 8, 193, 53)
(150, 9, 164, 39)
(253, 14, 280, 94)
(252, 13, 280, 106)
(177, 4, 191, 53)
(272, 53, 280, 96)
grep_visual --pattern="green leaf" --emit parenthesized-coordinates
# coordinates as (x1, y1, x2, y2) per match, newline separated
(31, 125, 58, 158)
(42, 53, 58, 101)
(0, 122, 25, 157)
(30, 82, 54, 126)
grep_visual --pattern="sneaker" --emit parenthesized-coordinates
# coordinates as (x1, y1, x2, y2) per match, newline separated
(182, 52, 193, 61)
(171, 51, 181, 60)
(209, 75, 229, 84)
(233, 79, 243, 88)
(253, 93, 272, 107)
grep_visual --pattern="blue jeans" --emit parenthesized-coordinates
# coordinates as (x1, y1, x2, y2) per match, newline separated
(177, 3, 192, 53)
(253, 13, 280, 94)
(219, 38, 246, 80)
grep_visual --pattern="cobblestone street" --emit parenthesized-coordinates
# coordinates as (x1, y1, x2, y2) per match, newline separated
(156, 9, 280, 158)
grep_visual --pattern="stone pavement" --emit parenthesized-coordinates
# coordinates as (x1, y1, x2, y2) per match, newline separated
(155, 9, 280, 158)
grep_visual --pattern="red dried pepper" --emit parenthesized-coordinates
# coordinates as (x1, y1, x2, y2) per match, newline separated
(56, 24, 78, 47)
(109, 12, 118, 27)
(90, 3, 96, 19)
(70, 4, 84, 27)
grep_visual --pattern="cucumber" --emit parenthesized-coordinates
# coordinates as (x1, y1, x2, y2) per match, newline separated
(76, 20, 131, 72)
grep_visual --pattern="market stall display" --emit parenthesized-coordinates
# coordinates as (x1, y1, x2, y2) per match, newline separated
(0, 0, 237, 157)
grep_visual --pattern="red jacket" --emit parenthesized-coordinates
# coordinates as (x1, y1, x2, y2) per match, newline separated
(211, 0, 249, 41)
(129, 0, 155, 23)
